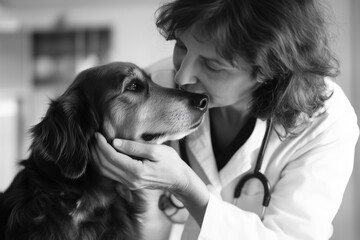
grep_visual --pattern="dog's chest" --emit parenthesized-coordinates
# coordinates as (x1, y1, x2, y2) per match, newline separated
(69, 199, 89, 225)
(66, 191, 114, 226)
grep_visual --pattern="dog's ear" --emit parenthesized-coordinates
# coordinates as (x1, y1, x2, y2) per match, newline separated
(30, 90, 99, 179)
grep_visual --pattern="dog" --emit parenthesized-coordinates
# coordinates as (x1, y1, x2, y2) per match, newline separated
(0, 62, 208, 240)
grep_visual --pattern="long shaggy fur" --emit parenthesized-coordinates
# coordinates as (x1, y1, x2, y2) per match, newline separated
(0, 62, 207, 240)
(0, 86, 144, 240)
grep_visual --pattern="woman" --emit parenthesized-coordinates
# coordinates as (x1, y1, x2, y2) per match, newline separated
(94, 0, 359, 239)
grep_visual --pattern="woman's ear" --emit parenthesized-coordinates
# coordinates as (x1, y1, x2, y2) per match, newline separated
(30, 90, 99, 179)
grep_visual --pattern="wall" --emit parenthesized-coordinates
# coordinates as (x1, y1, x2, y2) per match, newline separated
(328, 0, 360, 239)
(0, 100, 19, 191)
(0, 2, 174, 68)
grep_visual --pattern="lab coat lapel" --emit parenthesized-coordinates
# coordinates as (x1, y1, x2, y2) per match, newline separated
(186, 112, 222, 189)
(219, 119, 268, 187)
(186, 115, 268, 191)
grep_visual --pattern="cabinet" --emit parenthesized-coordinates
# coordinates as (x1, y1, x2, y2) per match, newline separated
(32, 27, 111, 86)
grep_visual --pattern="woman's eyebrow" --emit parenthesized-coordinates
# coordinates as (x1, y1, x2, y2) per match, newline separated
(200, 56, 234, 69)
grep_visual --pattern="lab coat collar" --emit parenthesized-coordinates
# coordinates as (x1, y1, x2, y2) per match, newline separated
(186, 112, 220, 188)
(186, 112, 268, 189)
(219, 118, 267, 186)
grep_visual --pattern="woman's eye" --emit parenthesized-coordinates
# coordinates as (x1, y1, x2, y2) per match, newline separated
(204, 61, 222, 72)
(126, 80, 143, 92)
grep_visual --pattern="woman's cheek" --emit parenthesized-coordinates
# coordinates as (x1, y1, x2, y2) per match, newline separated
(173, 46, 184, 71)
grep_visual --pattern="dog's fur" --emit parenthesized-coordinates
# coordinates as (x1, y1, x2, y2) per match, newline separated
(0, 62, 208, 240)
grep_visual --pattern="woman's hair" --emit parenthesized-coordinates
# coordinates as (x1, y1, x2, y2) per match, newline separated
(156, 0, 340, 137)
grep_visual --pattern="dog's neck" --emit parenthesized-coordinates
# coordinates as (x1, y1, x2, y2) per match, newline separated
(24, 155, 120, 218)
(26, 153, 114, 195)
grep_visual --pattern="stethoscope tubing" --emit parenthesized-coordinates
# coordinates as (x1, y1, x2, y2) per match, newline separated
(233, 119, 273, 220)
(179, 118, 273, 220)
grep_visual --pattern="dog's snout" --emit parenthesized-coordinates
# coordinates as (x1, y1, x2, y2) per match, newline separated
(193, 95, 208, 112)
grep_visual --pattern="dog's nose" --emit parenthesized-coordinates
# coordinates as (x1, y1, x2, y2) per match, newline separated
(193, 95, 208, 112)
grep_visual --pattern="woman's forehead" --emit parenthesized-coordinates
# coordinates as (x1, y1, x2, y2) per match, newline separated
(178, 28, 250, 71)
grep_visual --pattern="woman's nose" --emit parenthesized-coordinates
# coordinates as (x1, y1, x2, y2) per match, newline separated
(174, 58, 198, 88)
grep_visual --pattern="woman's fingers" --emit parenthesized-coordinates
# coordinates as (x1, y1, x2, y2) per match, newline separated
(112, 138, 168, 161)
(92, 132, 184, 191)
(94, 133, 144, 171)
(92, 147, 126, 180)
(92, 133, 145, 188)
(112, 138, 177, 162)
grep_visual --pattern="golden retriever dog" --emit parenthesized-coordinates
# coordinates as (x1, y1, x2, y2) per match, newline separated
(0, 62, 208, 240)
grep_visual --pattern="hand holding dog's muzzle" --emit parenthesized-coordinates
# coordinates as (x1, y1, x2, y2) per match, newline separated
(92, 132, 210, 227)
(92, 132, 189, 192)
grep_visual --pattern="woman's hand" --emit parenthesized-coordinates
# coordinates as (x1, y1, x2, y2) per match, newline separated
(92, 133, 188, 192)
(92, 132, 210, 226)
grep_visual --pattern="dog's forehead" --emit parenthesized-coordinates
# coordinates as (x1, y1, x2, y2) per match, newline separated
(128, 67, 144, 79)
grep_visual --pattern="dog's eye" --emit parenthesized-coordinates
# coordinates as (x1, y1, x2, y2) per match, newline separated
(126, 80, 143, 92)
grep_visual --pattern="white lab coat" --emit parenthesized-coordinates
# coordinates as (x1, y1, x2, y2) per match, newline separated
(143, 58, 359, 240)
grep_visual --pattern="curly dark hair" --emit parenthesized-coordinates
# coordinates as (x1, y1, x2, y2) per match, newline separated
(155, 0, 340, 137)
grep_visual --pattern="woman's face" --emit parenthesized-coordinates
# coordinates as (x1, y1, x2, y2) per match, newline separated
(173, 28, 257, 109)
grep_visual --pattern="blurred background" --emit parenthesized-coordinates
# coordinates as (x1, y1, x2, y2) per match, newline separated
(0, 0, 359, 239)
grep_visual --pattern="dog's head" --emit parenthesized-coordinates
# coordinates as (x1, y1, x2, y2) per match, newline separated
(30, 62, 208, 179)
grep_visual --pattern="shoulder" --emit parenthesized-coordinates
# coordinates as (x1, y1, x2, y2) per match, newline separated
(144, 57, 176, 88)
(291, 77, 358, 147)
(321, 78, 358, 129)
(273, 77, 358, 152)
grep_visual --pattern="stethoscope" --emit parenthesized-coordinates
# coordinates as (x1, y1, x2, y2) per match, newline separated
(159, 118, 273, 222)
(232, 119, 272, 220)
